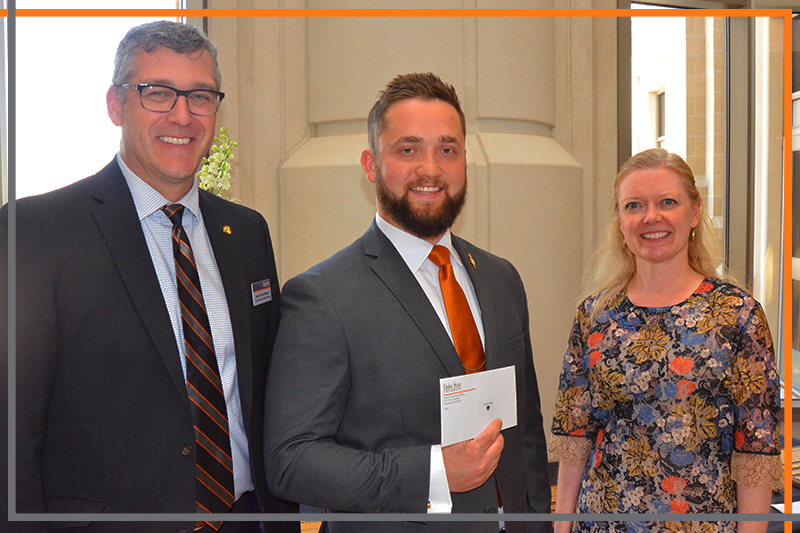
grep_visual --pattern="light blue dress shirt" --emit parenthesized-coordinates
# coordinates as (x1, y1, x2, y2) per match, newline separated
(117, 154, 253, 501)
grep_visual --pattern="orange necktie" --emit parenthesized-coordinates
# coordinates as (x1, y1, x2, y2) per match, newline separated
(428, 245, 485, 374)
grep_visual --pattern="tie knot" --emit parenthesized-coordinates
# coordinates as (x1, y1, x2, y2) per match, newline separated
(428, 245, 452, 268)
(162, 203, 185, 227)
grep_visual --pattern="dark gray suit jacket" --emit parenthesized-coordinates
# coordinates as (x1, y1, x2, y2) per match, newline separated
(4, 160, 298, 532)
(264, 221, 551, 533)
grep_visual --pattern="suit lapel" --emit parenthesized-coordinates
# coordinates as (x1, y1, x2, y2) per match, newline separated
(88, 161, 190, 412)
(362, 222, 464, 377)
(200, 192, 254, 425)
(452, 237, 501, 371)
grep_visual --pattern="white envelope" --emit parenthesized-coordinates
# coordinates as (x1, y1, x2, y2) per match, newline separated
(439, 365, 517, 446)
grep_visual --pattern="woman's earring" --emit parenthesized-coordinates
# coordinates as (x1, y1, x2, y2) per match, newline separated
(690, 228, 696, 242)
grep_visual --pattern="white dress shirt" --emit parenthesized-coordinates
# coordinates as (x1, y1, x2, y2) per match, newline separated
(374, 213, 485, 514)
(118, 154, 253, 501)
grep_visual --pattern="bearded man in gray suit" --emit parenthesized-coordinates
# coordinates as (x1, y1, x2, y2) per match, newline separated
(265, 73, 551, 533)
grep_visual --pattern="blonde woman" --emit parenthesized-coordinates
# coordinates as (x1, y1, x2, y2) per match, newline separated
(551, 149, 780, 533)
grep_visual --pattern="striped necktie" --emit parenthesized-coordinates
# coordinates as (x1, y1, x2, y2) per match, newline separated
(428, 245, 485, 374)
(162, 203, 234, 530)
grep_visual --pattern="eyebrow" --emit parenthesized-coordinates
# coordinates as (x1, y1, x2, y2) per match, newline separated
(388, 135, 462, 148)
(144, 79, 217, 91)
(388, 136, 424, 148)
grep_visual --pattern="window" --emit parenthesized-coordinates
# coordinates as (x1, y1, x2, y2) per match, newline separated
(15, 1, 187, 199)
(630, 5, 728, 271)
(656, 90, 666, 148)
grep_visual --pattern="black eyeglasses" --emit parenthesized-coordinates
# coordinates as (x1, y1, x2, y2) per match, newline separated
(117, 83, 225, 116)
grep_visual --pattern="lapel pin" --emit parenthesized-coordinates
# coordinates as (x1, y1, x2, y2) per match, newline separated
(468, 253, 476, 269)
(223, 225, 232, 235)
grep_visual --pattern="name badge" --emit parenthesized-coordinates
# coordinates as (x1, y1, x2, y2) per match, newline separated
(251, 279, 272, 306)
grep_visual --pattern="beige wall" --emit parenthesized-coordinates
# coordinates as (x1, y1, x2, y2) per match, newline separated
(207, 2, 620, 458)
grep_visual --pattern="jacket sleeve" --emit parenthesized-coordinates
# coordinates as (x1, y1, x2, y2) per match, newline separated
(263, 273, 431, 512)
(4, 203, 57, 532)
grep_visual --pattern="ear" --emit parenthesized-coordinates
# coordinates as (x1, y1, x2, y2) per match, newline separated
(106, 85, 123, 126)
(691, 202, 700, 228)
(360, 150, 377, 183)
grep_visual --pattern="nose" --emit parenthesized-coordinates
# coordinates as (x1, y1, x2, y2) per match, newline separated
(415, 151, 441, 178)
(643, 205, 662, 223)
(167, 95, 193, 126)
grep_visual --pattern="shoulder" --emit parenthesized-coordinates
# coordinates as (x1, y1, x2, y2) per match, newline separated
(691, 279, 773, 342)
(199, 188, 267, 224)
(452, 235, 517, 277)
(9, 160, 123, 228)
(696, 278, 760, 310)
(298, 235, 371, 282)
(285, 225, 389, 296)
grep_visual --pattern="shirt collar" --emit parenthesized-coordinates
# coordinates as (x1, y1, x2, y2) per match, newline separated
(374, 213, 463, 273)
(117, 152, 201, 224)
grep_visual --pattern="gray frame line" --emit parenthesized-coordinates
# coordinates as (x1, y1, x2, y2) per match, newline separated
(6, 513, 793, 522)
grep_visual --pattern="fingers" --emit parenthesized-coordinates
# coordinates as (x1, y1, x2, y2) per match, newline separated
(473, 418, 503, 444)
(472, 418, 503, 451)
(484, 431, 504, 462)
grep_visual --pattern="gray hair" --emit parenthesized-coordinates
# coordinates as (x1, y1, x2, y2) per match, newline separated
(112, 20, 221, 91)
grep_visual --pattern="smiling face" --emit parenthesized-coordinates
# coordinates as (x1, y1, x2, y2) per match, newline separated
(360, 98, 467, 243)
(617, 167, 700, 271)
(106, 47, 217, 201)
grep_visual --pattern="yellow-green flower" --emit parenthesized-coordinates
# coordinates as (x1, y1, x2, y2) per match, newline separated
(728, 359, 766, 404)
(629, 325, 670, 364)
(197, 127, 238, 199)
(553, 386, 589, 433)
(623, 439, 657, 477)
(694, 292, 739, 333)
(674, 396, 718, 450)
(594, 366, 629, 410)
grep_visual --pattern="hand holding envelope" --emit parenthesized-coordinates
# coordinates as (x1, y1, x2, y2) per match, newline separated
(442, 418, 504, 493)
(439, 365, 518, 446)
(438, 366, 518, 492)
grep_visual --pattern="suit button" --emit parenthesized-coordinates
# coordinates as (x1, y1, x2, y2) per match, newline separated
(484, 506, 497, 513)
(403, 508, 410, 513)
(374, 507, 382, 513)
(181, 444, 192, 456)
(176, 530, 187, 533)
(393, 508, 401, 513)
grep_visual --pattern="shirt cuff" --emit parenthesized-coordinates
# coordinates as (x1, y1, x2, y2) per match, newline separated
(428, 445, 452, 513)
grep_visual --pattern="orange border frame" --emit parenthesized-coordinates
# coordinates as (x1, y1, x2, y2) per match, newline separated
(7, 5, 796, 528)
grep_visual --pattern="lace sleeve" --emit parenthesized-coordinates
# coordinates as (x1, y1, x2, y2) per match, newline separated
(730, 451, 782, 491)
(548, 434, 591, 466)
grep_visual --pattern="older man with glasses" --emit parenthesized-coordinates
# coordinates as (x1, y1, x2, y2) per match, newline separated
(4, 20, 298, 533)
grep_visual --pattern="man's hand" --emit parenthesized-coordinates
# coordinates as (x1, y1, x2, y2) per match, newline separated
(442, 418, 504, 493)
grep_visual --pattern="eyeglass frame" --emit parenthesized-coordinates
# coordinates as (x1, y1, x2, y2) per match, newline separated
(116, 83, 226, 116)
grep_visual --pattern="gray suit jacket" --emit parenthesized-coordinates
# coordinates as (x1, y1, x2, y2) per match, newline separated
(5, 160, 298, 532)
(265, 221, 551, 533)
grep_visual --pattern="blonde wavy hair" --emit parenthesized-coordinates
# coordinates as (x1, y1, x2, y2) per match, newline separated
(583, 148, 728, 322)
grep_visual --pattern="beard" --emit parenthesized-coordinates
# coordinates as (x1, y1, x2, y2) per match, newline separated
(375, 167, 466, 239)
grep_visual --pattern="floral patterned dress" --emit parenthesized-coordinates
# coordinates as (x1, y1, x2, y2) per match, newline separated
(551, 279, 779, 533)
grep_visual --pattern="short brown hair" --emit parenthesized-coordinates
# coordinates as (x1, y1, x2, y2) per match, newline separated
(367, 73, 466, 156)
